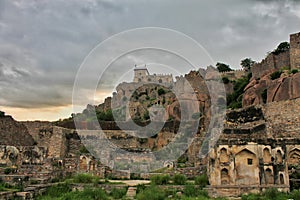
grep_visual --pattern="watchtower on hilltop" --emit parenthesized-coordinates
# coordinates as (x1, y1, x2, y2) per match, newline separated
(133, 65, 150, 83)
(133, 65, 173, 84)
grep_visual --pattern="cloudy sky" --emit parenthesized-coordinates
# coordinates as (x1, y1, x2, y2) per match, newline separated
(0, 0, 300, 121)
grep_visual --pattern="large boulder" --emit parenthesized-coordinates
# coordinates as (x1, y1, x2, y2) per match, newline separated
(243, 71, 300, 107)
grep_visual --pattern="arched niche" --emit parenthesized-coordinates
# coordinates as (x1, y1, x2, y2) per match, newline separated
(220, 148, 229, 163)
(279, 173, 284, 185)
(265, 168, 273, 185)
(276, 150, 283, 164)
(263, 147, 272, 164)
(79, 156, 88, 171)
(221, 168, 230, 185)
(288, 148, 300, 165)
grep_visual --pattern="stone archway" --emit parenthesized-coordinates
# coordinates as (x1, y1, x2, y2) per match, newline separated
(235, 149, 259, 185)
(220, 148, 229, 163)
(221, 168, 230, 185)
(265, 168, 273, 185)
(288, 148, 300, 165)
(280, 173, 284, 185)
(79, 156, 88, 171)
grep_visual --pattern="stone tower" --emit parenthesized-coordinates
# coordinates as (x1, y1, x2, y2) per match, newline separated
(133, 65, 149, 82)
(290, 32, 300, 69)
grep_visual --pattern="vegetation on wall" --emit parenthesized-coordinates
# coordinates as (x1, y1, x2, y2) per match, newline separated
(227, 73, 252, 109)
(272, 41, 290, 55)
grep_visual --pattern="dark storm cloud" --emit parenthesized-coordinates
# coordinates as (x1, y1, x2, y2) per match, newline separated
(0, 0, 300, 111)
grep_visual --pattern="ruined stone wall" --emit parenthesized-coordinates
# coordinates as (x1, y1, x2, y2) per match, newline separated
(0, 117, 35, 146)
(251, 51, 290, 79)
(221, 69, 246, 80)
(263, 98, 300, 138)
(290, 32, 300, 69)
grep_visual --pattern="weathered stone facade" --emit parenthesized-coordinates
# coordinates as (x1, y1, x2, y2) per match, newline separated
(290, 32, 300, 69)
(208, 98, 300, 197)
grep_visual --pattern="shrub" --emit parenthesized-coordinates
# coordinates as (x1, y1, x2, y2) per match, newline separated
(157, 88, 165, 96)
(4, 168, 11, 175)
(136, 185, 165, 200)
(291, 190, 300, 200)
(150, 174, 170, 185)
(194, 174, 208, 188)
(110, 187, 127, 199)
(73, 173, 99, 184)
(183, 185, 197, 197)
(291, 69, 299, 74)
(263, 188, 279, 199)
(270, 71, 282, 80)
(222, 76, 230, 84)
(173, 174, 187, 185)
(43, 183, 71, 198)
(61, 187, 108, 200)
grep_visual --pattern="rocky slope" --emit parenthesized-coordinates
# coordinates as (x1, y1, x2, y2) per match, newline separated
(243, 70, 300, 107)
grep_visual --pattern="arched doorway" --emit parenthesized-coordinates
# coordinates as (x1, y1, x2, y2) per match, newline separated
(280, 173, 284, 185)
(221, 168, 230, 185)
(265, 168, 273, 185)
(288, 148, 300, 165)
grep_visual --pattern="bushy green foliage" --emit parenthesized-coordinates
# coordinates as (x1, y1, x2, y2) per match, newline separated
(110, 187, 127, 199)
(194, 174, 209, 188)
(136, 185, 165, 200)
(273, 41, 290, 55)
(241, 188, 297, 200)
(216, 62, 233, 72)
(291, 69, 299, 74)
(0, 182, 23, 192)
(173, 174, 187, 185)
(183, 184, 209, 198)
(4, 168, 12, 175)
(0, 111, 4, 117)
(150, 174, 170, 185)
(227, 75, 251, 109)
(96, 109, 114, 121)
(38, 183, 71, 199)
(72, 173, 99, 184)
(222, 76, 230, 84)
(157, 88, 166, 95)
(270, 71, 283, 80)
(241, 58, 255, 71)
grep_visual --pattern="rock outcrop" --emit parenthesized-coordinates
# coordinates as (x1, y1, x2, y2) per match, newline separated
(243, 71, 300, 107)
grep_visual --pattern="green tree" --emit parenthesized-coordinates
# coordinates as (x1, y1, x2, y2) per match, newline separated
(241, 58, 255, 71)
(216, 62, 233, 72)
(273, 41, 290, 55)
